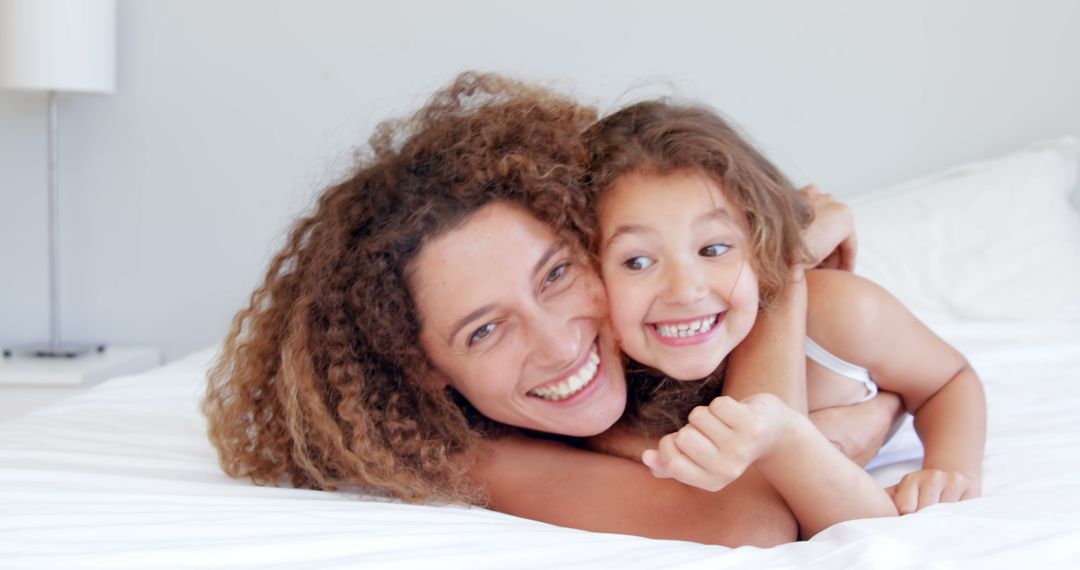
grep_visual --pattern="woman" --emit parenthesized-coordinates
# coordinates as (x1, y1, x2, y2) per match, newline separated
(203, 72, 899, 545)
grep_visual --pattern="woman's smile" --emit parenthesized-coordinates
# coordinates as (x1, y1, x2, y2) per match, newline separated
(528, 341, 602, 401)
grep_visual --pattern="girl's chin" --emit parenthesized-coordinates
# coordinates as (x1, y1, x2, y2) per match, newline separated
(647, 357, 725, 382)
(665, 368, 721, 382)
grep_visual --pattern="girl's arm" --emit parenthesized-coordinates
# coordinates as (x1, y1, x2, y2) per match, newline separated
(805, 270, 987, 513)
(723, 183, 861, 409)
(757, 408, 899, 536)
(638, 278, 896, 538)
(470, 433, 796, 546)
(723, 269, 809, 411)
(642, 394, 898, 538)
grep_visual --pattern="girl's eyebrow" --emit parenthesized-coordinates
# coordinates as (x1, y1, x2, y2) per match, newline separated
(606, 208, 735, 247)
(604, 223, 654, 247)
(696, 207, 736, 226)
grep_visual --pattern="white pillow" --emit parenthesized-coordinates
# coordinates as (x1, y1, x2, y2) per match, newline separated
(850, 136, 1080, 322)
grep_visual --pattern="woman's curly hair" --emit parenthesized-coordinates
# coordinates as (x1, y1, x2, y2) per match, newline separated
(582, 100, 816, 436)
(202, 72, 598, 505)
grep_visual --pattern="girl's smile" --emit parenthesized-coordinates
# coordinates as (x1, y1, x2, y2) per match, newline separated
(527, 340, 603, 401)
(648, 312, 724, 346)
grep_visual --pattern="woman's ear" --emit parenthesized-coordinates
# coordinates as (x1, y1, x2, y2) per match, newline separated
(423, 366, 452, 390)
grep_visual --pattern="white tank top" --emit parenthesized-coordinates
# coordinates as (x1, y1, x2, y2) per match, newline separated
(805, 336, 878, 403)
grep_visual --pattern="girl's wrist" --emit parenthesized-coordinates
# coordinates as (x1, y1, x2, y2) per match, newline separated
(758, 407, 813, 467)
(922, 457, 982, 480)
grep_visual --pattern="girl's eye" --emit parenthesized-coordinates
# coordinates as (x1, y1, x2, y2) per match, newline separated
(543, 262, 571, 288)
(700, 243, 731, 257)
(623, 256, 654, 271)
(467, 323, 496, 347)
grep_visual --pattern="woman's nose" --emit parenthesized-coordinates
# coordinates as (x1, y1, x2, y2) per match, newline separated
(663, 260, 708, 306)
(528, 311, 584, 371)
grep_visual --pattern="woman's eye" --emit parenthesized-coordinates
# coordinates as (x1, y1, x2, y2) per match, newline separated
(467, 323, 496, 347)
(623, 256, 654, 271)
(543, 262, 571, 287)
(700, 243, 731, 257)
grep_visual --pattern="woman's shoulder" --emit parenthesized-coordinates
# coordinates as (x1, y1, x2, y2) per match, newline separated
(468, 432, 798, 546)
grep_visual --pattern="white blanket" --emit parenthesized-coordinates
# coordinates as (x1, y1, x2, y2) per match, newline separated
(2, 320, 1079, 569)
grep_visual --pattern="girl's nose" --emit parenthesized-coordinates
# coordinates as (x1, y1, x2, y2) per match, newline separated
(664, 261, 708, 306)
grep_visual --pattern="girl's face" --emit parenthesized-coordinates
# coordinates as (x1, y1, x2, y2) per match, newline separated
(411, 202, 627, 437)
(598, 169, 760, 381)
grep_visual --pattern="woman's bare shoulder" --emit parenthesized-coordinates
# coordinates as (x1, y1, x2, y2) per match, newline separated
(467, 433, 797, 546)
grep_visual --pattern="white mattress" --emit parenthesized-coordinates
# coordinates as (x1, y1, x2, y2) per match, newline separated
(2, 320, 1079, 569)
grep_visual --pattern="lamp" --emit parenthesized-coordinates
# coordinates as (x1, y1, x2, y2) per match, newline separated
(1, 0, 116, 358)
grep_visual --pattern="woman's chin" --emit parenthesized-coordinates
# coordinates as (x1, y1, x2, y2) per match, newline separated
(556, 372, 627, 436)
(526, 404, 624, 438)
(565, 388, 627, 436)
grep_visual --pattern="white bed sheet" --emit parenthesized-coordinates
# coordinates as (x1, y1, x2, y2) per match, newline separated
(2, 321, 1079, 569)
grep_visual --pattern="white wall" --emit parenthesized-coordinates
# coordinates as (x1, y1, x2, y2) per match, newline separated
(3, 0, 1079, 360)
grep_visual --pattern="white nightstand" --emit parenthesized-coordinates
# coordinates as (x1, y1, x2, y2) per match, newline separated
(0, 346, 161, 423)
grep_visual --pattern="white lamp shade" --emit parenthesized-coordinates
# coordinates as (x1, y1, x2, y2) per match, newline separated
(0, 0, 116, 94)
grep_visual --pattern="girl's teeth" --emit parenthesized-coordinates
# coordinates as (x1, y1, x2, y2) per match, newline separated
(655, 315, 718, 338)
(529, 344, 601, 401)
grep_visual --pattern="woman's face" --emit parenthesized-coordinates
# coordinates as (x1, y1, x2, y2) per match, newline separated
(411, 202, 627, 437)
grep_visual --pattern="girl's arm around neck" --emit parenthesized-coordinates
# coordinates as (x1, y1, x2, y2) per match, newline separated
(642, 394, 897, 539)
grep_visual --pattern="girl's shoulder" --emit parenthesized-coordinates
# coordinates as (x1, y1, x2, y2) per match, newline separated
(804, 269, 897, 364)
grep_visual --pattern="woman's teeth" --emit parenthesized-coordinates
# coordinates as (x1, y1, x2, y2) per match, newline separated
(529, 345, 601, 401)
(655, 314, 718, 338)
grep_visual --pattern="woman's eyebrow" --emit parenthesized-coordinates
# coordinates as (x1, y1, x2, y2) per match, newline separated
(532, 241, 566, 279)
(449, 304, 497, 347)
(446, 240, 566, 346)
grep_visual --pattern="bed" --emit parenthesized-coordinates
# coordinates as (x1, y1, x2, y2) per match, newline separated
(3, 139, 1079, 569)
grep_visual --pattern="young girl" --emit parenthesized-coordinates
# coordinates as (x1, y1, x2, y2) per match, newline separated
(583, 100, 986, 524)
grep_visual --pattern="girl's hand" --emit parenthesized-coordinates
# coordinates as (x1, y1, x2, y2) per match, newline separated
(641, 394, 792, 492)
(799, 184, 857, 271)
(886, 469, 981, 514)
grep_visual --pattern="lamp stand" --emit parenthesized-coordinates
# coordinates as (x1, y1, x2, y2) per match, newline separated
(2, 92, 104, 360)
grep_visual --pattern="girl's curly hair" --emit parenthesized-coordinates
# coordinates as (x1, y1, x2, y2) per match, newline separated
(202, 72, 598, 505)
(583, 100, 816, 436)
(584, 99, 814, 309)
